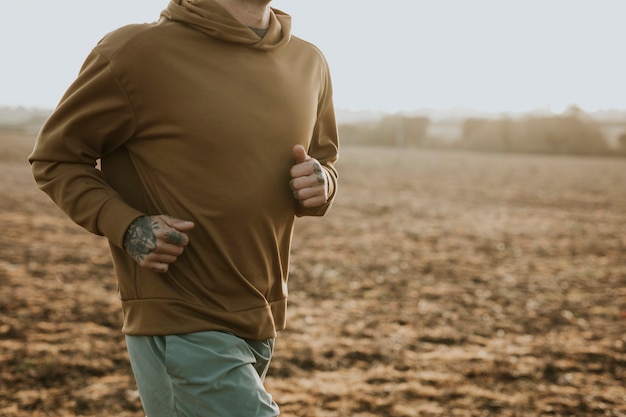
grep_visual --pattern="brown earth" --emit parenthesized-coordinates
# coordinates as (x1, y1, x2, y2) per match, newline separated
(1, 131, 625, 416)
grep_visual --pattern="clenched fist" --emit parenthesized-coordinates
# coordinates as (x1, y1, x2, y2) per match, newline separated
(289, 144, 329, 208)
(123, 215, 195, 273)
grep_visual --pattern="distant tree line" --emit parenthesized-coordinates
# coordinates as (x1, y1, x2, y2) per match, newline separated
(2, 107, 626, 157)
(339, 108, 626, 157)
(339, 116, 430, 148)
(459, 112, 611, 156)
(0, 108, 50, 134)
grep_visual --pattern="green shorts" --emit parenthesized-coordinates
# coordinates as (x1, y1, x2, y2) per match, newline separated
(125, 331, 280, 417)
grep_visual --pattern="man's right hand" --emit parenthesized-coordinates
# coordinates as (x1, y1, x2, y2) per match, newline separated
(122, 215, 195, 273)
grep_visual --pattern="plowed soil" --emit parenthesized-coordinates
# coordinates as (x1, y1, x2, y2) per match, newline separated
(1, 132, 625, 416)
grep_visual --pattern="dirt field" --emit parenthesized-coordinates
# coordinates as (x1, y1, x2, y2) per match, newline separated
(1, 131, 625, 416)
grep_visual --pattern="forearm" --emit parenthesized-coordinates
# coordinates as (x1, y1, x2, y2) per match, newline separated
(296, 66, 339, 217)
(31, 159, 145, 247)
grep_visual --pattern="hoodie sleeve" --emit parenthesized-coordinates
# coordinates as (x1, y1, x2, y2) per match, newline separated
(296, 61, 339, 217)
(29, 48, 145, 248)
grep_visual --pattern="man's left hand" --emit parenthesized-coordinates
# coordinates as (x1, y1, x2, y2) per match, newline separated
(289, 144, 328, 208)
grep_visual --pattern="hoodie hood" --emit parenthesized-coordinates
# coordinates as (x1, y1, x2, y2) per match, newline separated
(161, 0, 291, 50)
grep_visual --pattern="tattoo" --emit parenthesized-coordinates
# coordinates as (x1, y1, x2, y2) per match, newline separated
(165, 231, 185, 246)
(313, 161, 325, 184)
(123, 216, 158, 262)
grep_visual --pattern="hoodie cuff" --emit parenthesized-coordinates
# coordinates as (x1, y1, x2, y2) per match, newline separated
(96, 197, 146, 249)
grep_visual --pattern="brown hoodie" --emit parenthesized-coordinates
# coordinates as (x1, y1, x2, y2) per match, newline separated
(29, 0, 339, 340)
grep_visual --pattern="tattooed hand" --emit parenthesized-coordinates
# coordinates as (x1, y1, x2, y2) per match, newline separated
(122, 215, 195, 273)
(289, 144, 329, 208)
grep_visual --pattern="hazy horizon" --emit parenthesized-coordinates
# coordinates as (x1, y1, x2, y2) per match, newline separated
(2, 0, 625, 113)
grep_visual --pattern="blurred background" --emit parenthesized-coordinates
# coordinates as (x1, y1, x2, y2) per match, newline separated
(2, 0, 626, 156)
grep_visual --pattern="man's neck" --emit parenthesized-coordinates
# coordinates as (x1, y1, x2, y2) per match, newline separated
(212, 0, 271, 28)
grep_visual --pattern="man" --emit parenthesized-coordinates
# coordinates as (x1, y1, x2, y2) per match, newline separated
(29, 0, 339, 415)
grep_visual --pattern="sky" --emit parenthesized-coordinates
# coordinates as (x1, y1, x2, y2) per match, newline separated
(1, 0, 625, 114)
